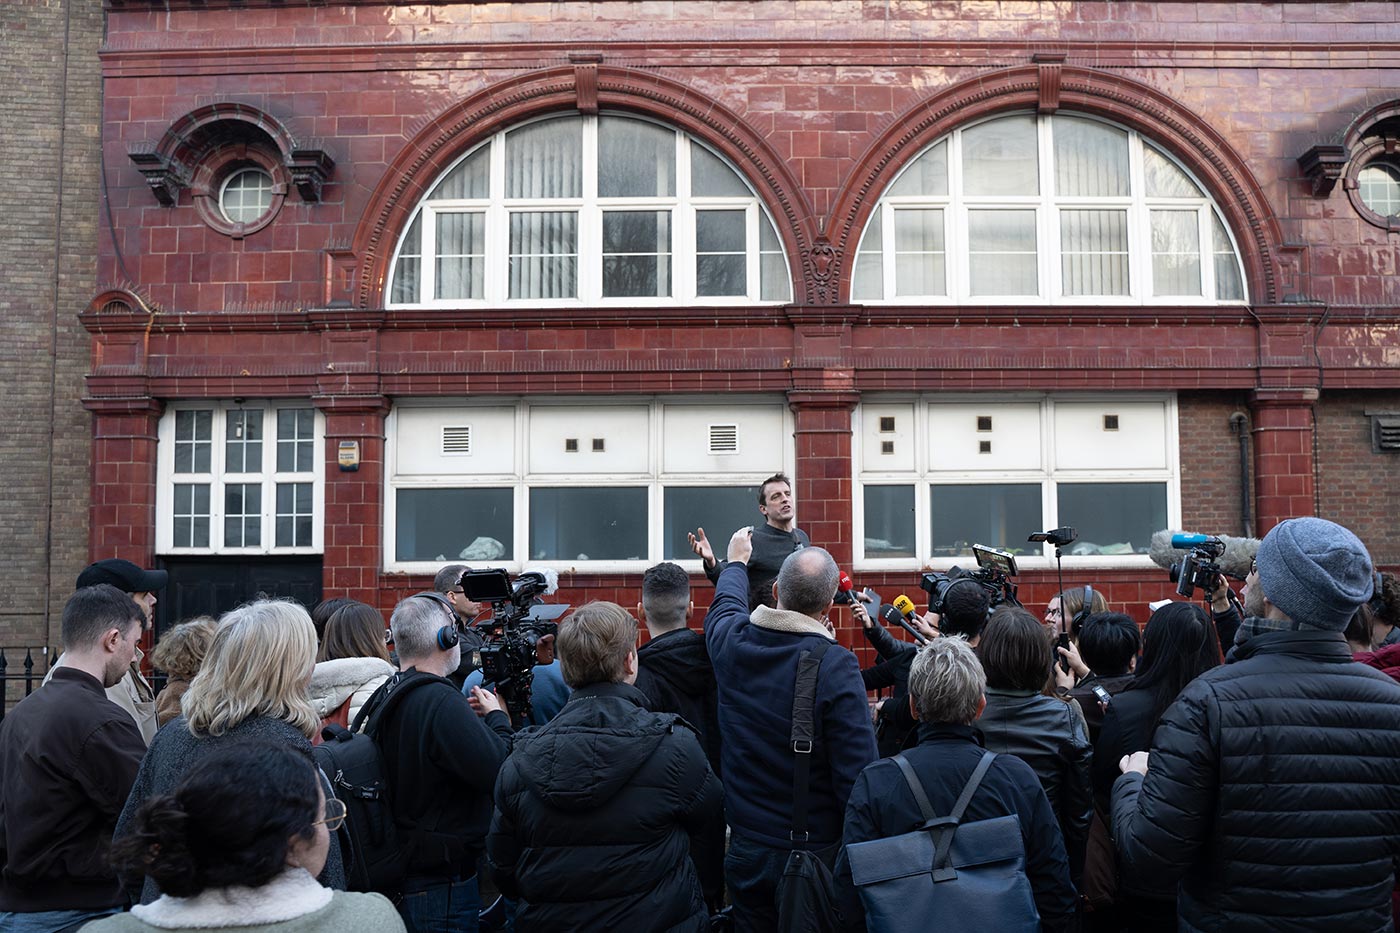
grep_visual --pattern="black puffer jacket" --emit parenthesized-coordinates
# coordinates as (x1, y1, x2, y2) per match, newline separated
(1112, 630, 1400, 933)
(487, 682, 722, 933)
(979, 688, 1093, 882)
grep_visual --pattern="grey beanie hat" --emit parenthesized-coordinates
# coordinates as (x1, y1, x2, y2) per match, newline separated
(1256, 517, 1375, 631)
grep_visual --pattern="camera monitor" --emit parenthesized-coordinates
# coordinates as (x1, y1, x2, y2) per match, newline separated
(460, 568, 513, 602)
(972, 543, 1018, 578)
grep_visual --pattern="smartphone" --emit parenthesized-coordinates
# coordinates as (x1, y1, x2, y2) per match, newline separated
(1055, 632, 1072, 673)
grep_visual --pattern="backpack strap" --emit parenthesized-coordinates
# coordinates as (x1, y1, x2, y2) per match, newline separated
(353, 670, 438, 737)
(930, 750, 997, 882)
(789, 638, 833, 845)
(892, 754, 937, 823)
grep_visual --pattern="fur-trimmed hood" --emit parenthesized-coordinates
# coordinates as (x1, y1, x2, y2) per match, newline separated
(130, 868, 330, 928)
(309, 657, 395, 720)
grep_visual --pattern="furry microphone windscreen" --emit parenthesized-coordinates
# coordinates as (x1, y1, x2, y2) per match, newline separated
(1148, 529, 1259, 579)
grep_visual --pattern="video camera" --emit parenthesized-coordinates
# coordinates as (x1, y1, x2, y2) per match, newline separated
(459, 568, 569, 725)
(1168, 533, 1227, 599)
(921, 543, 1021, 614)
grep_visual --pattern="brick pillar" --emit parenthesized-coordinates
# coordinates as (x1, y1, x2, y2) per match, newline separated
(316, 396, 389, 603)
(83, 397, 163, 564)
(1250, 388, 1318, 534)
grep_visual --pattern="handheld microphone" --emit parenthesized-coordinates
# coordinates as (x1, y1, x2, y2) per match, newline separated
(892, 594, 918, 618)
(834, 570, 856, 605)
(881, 601, 928, 646)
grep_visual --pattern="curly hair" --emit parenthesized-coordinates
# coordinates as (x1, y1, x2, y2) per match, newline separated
(151, 617, 218, 681)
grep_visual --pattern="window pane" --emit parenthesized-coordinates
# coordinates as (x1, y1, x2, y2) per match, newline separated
(429, 148, 489, 200)
(663, 486, 760, 560)
(851, 212, 883, 301)
(219, 169, 273, 224)
(968, 210, 1037, 296)
(696, 210, 747, 297)
(175, 410, 212, 474)
(505, 119, 582, 199)
(894, 208, 945, 297)
(962, 115, 1038, 196)
(275, 482, 314, 548)
(1151, 210, 1202, 296)
(930, 483, 1041, 556)
(277, 409, 315, 473)
(435, 212, 485, 300)
(599, 117, 676, 198)
(529, 487, 647, 560)
(603, 211, 671, 298)
(391, 214, 422, 304)
(396, 488, 514, 562)
(1055, 482, 1166, 556)
(509, 211, 578, 299)
(224, 410, 263, 474)
(1060, 209, 1129, 296)
(1143, 146, 1202, 198)
(691, 145, 751, 197)
(1211, 213, 1244, 301)
(864, 485, 916, 558)
(1053, 117, 1129, 197)
(759, 214, 789, 301)
(889, 141, 948, 197)
(1360, 162, 1400, 217)
(223, 483, 261, 548)
(173, 483, 211, 548)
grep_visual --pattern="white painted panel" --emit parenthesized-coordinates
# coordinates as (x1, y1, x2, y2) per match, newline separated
(395, 407, 516, 476)
(662, 404, 785, 474)
(928, 403, 1042, 471)
(859, 403, 916, 473)
(529, 405, 650, 474)
(1053, 401, 1168, 470)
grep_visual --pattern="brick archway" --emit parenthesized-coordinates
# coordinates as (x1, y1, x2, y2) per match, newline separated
(828, 64, 1286, 305)
(351, 65, 818, 308)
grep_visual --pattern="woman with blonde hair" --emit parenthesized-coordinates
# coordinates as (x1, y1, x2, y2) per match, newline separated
(114, 598, 344, 903)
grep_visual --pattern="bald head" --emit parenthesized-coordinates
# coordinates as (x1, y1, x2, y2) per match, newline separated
(775, 546, 839, 618)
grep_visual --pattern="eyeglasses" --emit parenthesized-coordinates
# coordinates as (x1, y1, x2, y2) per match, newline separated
(314, 797, 348, 833)
(1249, 559, 1258, 576)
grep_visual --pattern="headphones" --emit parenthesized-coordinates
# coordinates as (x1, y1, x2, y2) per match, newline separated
(411, 592, 462, 651)
(1070, 584, 1096, 635)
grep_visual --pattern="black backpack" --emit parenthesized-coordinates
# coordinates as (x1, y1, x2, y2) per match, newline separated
(312, 670, 437, 894)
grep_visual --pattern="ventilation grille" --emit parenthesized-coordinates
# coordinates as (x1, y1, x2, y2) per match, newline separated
(441, 425, 471, 456)
(1370, 412, 1400, 452)
(709, 423, 739, 454)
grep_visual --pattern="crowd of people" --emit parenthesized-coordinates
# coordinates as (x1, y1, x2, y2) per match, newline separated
(3, 473, 1400, 933)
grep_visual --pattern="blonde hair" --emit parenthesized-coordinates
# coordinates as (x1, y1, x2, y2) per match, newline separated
(151, 617, 218, 681)
(181, 600, 319, 740)
(557, 601, 637, 688)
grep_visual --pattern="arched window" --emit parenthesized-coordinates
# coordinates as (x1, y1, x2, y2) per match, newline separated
(850, 113, 1247, 304)
(387, 114, 791, 307)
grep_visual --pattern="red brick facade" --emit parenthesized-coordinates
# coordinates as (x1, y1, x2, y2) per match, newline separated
(79, 1, 1400, 651)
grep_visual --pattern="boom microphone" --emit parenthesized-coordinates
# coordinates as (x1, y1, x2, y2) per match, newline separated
(1148, 530, 1259, 579)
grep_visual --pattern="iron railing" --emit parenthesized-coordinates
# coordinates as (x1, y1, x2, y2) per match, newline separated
(0, 647, 52, 722)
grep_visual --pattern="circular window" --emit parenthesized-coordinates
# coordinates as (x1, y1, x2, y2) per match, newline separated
(1358, 161, 1400, 220)
(219, 168, 274, 224)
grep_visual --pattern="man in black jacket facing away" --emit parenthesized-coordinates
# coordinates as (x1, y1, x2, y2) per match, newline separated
(488, 601, 721, 932)
(377, 592, 514, 933)
(1112, 517, 1400, 933)
(635, 561, 724, 912)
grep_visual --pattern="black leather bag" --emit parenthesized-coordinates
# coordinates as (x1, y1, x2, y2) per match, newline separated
(774, 640, 841, 933)
(844, 752, 1040, 933)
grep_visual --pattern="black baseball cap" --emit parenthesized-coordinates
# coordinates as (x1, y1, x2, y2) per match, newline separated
(76, 558, 168, 593)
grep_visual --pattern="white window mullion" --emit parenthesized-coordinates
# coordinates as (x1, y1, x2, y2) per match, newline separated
(745, 203, 760, 298)
(1197, 205, 1216, 301)
(486, 137, 507, 304)
(1038, 115, 1056, 301)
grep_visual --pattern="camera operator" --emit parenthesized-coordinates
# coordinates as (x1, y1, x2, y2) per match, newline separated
(375, 593, 514, 931)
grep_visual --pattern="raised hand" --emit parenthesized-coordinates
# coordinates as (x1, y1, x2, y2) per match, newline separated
(688, 527, 717, 569)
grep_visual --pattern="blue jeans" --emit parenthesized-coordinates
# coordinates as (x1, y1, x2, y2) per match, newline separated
(725, 833, 839, 933)
(0, 907, 121, 933)
(397, 873, 480, 933)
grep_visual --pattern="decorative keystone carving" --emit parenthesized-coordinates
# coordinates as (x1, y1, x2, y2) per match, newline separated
(1297, 144, 1350, 197)
(1033, 53, 1067, 113)
(570, 53, 603, 115)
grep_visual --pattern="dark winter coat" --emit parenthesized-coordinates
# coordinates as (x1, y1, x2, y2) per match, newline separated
(636, 627, 720, 773)
(833, 722, 1078, 933)
(487, 682, 722, 933)
(1111, 630, 1400, 933)
(978, 687, 1093, 881)
(705, 562, 878, 850)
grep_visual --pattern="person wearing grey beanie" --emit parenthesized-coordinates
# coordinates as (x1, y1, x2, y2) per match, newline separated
(1109, 514, 1400, 933)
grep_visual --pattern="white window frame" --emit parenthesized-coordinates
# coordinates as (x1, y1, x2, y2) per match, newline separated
(384, 397, 796, 574)
(852, 394, 1180, 572)
(852, 112, 1248, 306)
(156, 401, 325, 556)
(386, 113, 792, 309)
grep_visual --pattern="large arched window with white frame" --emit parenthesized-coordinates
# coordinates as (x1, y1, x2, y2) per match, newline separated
(386, 113, 792, 307)
(850, 112, 1247, 305)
